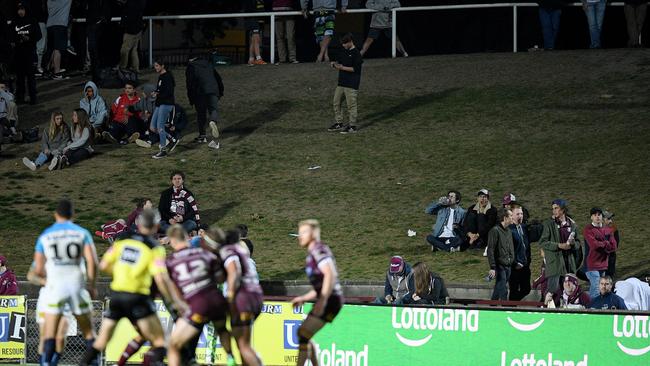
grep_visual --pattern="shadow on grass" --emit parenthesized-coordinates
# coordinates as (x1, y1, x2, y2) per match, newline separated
(201, 201, 240, 224)
(222, 100, 292, 142)
(361, 88, 460, 129)
(270, 267, 306, 279)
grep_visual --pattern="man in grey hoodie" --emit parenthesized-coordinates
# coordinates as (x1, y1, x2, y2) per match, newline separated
(79, 81, 108, 133)
(360, 0, 408, 57)
(301, 0, 348, 62)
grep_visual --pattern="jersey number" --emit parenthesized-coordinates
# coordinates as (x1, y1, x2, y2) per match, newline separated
(174, 260, 207, 282)
(50, 242, 82, 260)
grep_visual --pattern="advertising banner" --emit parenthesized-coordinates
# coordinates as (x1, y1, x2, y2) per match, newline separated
(0, 296, 26, 361)
(312, 304, 650, 366)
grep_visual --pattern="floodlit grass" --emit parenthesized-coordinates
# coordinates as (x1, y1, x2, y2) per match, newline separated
(1, 50, 649, 283)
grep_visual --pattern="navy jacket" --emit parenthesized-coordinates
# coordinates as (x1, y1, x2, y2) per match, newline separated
(589, 292, 627, 310)
(510, 223, 531, 267)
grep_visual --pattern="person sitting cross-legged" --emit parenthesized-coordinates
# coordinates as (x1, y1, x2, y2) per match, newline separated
(102, 81, 143, 145)
(425, 190, 466, 252)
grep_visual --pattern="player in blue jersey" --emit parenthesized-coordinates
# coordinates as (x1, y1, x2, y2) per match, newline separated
(33, 199, 99, 366)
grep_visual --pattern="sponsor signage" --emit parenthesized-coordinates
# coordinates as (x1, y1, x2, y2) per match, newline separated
(312, 305, 650, 366)
(0, 296, 26, 360)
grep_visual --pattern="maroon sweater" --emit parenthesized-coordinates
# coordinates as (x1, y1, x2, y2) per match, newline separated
(583, 224, 617, 271)
(0, 270, 18, 295)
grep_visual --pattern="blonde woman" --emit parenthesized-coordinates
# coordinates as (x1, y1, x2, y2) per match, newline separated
(22, 111, 71, 171)
(60, 109, 94, 169)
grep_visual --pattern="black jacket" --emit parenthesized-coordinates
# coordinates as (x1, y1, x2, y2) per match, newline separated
(510, 223, 531, 267)
(158, 185, 199, 224)
(185, 58, 224, 105)
(336, 47, 363, 90)
(464, 204, 497, 241)
(402, 272, 449, 305)
(155, 71, 175, 106)
(120, 0, 145, 35)
(11, 14, 41, 54)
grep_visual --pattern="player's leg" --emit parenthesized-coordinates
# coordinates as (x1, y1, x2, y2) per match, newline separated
(135, 314, 167, 365)
(167, 318, 201, 366)
(231, 323, 261, 366)
(213, 319, 233, 359)
(42, 312, 63, 366)
(79, 318, 117, 366)
(117, 329, 146, 366)
(296, 315, 326, 366)
(51, 316, 69, 366)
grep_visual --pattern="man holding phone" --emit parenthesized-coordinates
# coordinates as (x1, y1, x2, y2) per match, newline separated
(328, 33, 363, 134)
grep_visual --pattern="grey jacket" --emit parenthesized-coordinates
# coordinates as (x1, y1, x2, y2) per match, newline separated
(384, 263, 412, 301)
(367, 0, 400, 28)
(41, 125, 71, 154)
(131, 83, 156, 121)
(302, 0, 348, 11)
(66, 126, 93, 153)
(0, 90, 14, 120)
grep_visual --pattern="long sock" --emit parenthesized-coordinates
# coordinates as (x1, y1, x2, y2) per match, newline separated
(180, 334, 199, 364)
(86, 339, 99, 366)
(39, 353, 44, 366)
(143, 347, 166, 366)
(43, 338, 55, 366)
(79, 347, 100, 366)
(118, 339, 145, 366)
(50, 351, 61, 366)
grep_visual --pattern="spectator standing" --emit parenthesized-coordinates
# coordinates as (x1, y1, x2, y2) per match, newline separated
(539, 199, 583, 295)
(583, 207, 617, 299)
(11, 2, 41, 105)
(487, 208, 515, 301)
(273, 0, 298, 64)
(589, 275, 627, 309)
(79, 81, 108, 134)
(328, 33, 363, 134)
(464, 189, 497, 250)
(624, 0, 646, 47)
(582, 0, 606, 48)
(402, 262, 449, 305)
(158, 171, 201, 234)
(119, 0, 145, 70)
(45, 0, 72, 79)
(360, 0, 408, 57)
(150, 60, 175, 159)
(59, 108, 94, 168)
(603, 210, 619, 277)
(424, 190, 466, 252)
(374, 256, 412, 304)
(243, 0, 267, 66)
(103, 81, 142, 144)
(31, 0, 48, 76)
(302, 0, 349, 62)
(0, 255, 18, 295)
(545, 273, 590, 308)
(502, 192, 531, 224)
(22, 111, 70, 171)
(86, 0, 112, 81)
(537, 0, 565, 50)
(185, 54, 224, 143)
(509, 203, 532, 301)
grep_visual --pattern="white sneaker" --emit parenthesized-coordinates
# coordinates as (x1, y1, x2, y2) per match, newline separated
(135, 139, 152, 148)
(209, 121, 219, 138)
(483, 246, 488, 257)
(22, 157, 36, 171)
(48, 156, 58, 171)
(208, 140, 220, 150)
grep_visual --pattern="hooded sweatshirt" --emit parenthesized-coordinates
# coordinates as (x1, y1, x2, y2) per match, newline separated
(80, 81, 108, 128)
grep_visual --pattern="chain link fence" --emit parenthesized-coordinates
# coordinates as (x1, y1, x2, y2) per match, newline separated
(25, 299, 105, 365)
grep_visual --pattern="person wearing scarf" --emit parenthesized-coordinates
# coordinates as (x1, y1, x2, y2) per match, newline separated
(545, 273, 590, 308)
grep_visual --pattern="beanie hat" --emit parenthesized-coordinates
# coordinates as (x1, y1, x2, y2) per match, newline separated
(389, 256, 404, 274)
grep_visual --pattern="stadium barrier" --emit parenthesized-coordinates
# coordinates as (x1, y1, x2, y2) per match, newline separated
(73, 2, 633, 67)
(0, 296, 26, 363)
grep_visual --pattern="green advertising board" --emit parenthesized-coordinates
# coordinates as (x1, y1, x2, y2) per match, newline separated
(310, 305, 650, 366)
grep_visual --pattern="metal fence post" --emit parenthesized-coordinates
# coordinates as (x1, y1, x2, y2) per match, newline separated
(512, 4, 518, 53)
(148, 18, 154, 66)
(392, 9, 397, 58)
(271, 14, 276, 64)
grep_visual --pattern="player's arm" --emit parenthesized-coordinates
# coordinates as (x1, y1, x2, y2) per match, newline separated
(84, 243, 98, 288)
(291, 289, 318, 306)
(33, 252, 46, 279)
(152, 248, 187, 313)
(27, 265, 46, 287)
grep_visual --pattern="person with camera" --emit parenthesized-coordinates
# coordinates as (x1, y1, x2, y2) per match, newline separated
(583, 207, 617, 299)
(327, 33, 362, 134)
(486, 208, 515, 301)
(539, 199, 583, 296)
(424, 190, 466, 252)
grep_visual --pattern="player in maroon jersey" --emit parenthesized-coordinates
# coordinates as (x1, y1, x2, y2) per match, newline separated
(219, 230, 264, 366)
(291, 219, 344, 366)
(164, 225, 234, 366)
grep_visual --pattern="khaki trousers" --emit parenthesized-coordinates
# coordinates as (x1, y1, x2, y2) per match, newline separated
(333, 86, 358, 125)
(120, 32, 141, 70)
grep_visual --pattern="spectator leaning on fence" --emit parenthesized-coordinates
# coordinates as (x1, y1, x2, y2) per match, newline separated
(624, 0, 647, 47)
(582, 0, 606, 49)
(360, 0, 408, 57)
(374, 255, 411, 305)
(0, 255, 18, 295)
(537, 0, 565, 50)
(582, 207, 617, 300)
(302, 0, 348, 62)
(273, 0, 299, 64)
(244, 0, 268, 66)
(425, 190, 466, 252)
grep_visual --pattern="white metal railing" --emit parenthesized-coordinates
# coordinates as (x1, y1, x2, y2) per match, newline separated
(79, 3, 629, 66)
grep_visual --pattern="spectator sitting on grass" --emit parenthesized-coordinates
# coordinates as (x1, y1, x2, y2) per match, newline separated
(589, 275, 627, 310)
(59, 108, 94, 169)
(544, 273, 590, 309)
(95, 197, 154, 241)
(236, 224, 254, 255)
(374, 255, 411, 305)
(402, 262, 449, 305)
(0, 81, 19, 140)
(103, 81, 142, 145)
(22, 111, 70, 171)
(159, 170, 201, 234)
(464, 188, 497, 250)
(80, 81, 108, 135)
(425, 190, 466, 252)
(0, 255, 18, 295)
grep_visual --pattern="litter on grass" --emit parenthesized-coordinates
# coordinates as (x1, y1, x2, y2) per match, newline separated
(308, 165, 321, 170)
(407, 229, 416, 237)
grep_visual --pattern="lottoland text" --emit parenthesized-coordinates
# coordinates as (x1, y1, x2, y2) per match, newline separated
(501, 352, 588, 366)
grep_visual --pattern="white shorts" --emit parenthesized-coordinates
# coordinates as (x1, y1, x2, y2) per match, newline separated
(40, 283, 92, 316)
(36, 288, 73, 324)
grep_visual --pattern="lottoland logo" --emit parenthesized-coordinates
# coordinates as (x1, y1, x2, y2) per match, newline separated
(391, 307, 479, 347)
(500, 352, 588, 366)
(613, 315, 650, 356)
(313, 343, 368, 366)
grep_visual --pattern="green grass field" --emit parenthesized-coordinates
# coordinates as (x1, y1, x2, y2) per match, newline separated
(1, 49, 649, 283)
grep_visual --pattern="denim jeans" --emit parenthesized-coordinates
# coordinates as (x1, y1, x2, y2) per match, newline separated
(160, 219, 197, 234)
(584, 0, 607, 48)
(151, 104, 173, 149)
(539, 8, 562, 49)
(34, 152, 49, 166)
(491, 265, 512, 301)
(586, 270, 604, 299)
